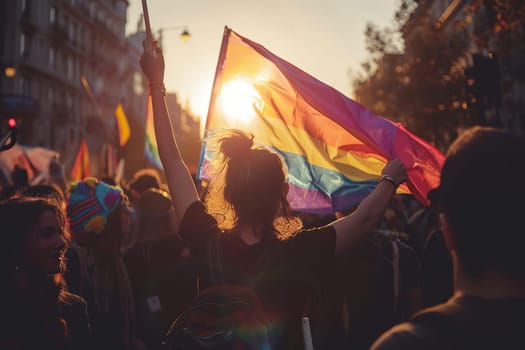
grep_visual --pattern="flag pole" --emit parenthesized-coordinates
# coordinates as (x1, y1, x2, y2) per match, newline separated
(80, 76, 103, 122)
(142, 0, 154, 44)
(196, 26, 231, 182)
(203, 26, 231, 131)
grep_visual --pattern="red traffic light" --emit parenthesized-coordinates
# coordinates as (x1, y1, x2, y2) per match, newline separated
(8, 118, 16, 128)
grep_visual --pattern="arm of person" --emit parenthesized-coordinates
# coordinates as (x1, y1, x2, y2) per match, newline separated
(141, 41, 199, 219)
(332, 159, 407, 255)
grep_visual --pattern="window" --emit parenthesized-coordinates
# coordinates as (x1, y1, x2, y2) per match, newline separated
(49, 6, 56, 24)
(48, 85, 55, 106)
(66, 92, 73, 109)
(32, 79, 39, 99)
(69, 21, 75, 41)
(78, 26, 83, 47)
(21, 0, 30, 16)
(67, 55, 74, 80)
(49, 46, 56, 67)
(64, 16, 69, 34)
(19, 76, 30, 96)
(60, 52, 66, 74)
(19, 33, 30, 57)
(20, 33, 25, 55)
(73, 59, 77, 80)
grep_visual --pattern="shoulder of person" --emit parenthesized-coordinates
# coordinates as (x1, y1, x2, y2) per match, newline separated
(59, 292, 90, 326)
(373, 298, 470, 350)
(284, 225, 336, 253)
(289, 224, 335, 239)
(60, 291, 88, 312)
(371, 321, 436, 350)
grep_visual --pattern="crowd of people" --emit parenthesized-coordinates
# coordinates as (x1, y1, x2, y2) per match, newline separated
(1, 40, 524, 350)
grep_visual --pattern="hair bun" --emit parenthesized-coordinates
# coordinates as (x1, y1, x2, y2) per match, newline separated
(220, 130, 254, 159)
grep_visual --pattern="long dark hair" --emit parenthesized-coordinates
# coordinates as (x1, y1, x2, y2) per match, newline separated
(205, 130, 301, 239)
(1, 196, 71, 348)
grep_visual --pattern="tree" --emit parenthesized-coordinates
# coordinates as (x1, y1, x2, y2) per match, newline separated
(354, 1, 474, 149)
(354, 0, 525, 149)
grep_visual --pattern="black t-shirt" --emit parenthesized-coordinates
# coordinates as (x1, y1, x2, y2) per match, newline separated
(179, 201, 336, 347)
(371, 294, 525, 350)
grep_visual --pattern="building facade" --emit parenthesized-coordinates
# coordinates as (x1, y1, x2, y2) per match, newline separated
(0, 0, 131, 176)
(1, 0, 203, 180)
(165, 92, 201, 174)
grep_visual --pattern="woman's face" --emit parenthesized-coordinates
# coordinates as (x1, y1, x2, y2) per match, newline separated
(22, 210, 66, 274)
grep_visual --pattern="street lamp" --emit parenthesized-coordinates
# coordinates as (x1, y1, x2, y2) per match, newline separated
(157, 26, 190, 48)
(4, 66, 16, 78)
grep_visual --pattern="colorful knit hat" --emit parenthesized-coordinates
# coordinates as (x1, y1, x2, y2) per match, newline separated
(67, 177, 124, 238)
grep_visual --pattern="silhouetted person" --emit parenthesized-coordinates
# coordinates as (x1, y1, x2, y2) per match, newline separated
(124, 188, 195, 350)
(372, 126, 525, 350)
(100, 176, 117, 187)
(0, 165, 29, 200)
(141, 41, 407, 349)
(128, 168, 162, 204)
(48, 156, 67, 195)
(11, 165, 28, 189)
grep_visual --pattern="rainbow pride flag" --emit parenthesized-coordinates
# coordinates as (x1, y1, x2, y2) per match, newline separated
(198, 27, 444, 213)
(145, 95, 162, 169)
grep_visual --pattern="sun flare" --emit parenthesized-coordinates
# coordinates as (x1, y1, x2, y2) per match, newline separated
(218, 78, 261, 126)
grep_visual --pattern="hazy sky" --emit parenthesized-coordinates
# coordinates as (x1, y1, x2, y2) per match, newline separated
(126, 0, 399, 120)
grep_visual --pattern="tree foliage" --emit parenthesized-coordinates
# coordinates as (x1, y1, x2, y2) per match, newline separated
(354, 0, 525, 150)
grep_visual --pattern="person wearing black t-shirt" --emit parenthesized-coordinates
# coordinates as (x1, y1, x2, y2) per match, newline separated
(140, 40, 407, 349)
(372, 127, 525, 350)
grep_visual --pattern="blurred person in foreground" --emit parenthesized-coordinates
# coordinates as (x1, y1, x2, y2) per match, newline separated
(371, 126, 525, 350)
(1, 197, 91, 350)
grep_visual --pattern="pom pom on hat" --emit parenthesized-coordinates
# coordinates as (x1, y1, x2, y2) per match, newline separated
(68, 177, 124, 241)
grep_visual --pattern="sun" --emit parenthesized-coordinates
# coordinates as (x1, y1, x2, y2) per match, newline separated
(218, 78, 262, 126)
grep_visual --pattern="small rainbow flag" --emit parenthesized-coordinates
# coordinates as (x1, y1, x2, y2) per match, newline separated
(198, 27, 444, 213)
(145, 95, 162, 169)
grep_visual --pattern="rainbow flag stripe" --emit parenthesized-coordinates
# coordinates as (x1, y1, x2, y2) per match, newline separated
(145, 95, 163, 169)
(198, 28, 444, 213)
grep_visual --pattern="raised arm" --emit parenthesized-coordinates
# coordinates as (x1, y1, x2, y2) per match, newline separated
(140, 41, 199, 219)
(332, 159, 407, 255)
